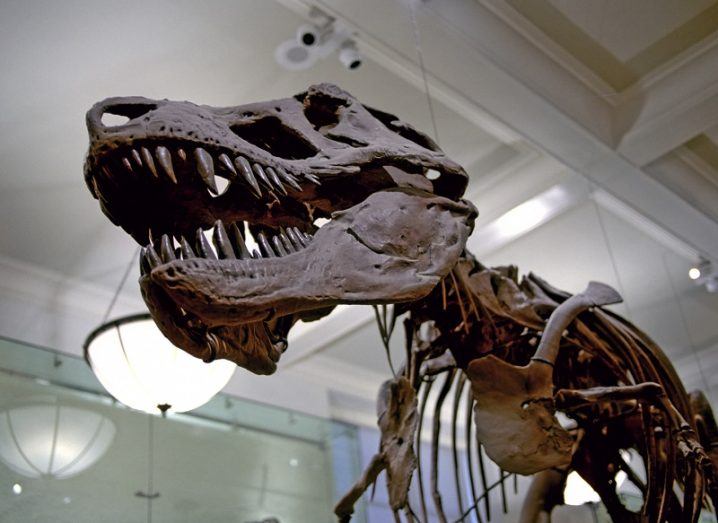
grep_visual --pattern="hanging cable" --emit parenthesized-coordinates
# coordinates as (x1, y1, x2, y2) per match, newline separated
(409, 1, 440, 144)
(147, 413, 155, 523)
(589, 181, 634, 320)
(101, 246, 141, 323)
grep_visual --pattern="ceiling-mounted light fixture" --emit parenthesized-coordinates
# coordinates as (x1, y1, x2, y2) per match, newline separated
(275, 6, 362, 71)
(338, 40, 362, 70)
(689, 259, 717, 293)
(0, 400, 115, 479)
(84, 313, 235, 415)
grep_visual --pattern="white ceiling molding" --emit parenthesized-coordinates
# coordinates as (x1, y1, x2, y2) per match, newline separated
(615, 44, 718, 165)
(591, 189, 703, 262)
(477, 0, 620, 102)
(673, 146, 718, 190)
(645, 150, 718, 224)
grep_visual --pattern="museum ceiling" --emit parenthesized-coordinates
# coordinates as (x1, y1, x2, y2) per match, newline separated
(0, 0, 716, 424)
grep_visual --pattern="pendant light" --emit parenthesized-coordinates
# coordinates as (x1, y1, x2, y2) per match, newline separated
(84, 249, 235, 415)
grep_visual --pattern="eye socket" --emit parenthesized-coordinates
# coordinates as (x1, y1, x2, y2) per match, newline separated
(230, 117, 317, 160)
(303, 92, 348, 131)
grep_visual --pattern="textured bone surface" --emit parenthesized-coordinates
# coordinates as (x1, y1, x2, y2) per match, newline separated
(84, 84, 718, 522)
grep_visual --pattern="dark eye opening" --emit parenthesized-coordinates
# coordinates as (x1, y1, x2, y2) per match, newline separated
(230, 117, 317, 160)
(303, 93, 348, 131)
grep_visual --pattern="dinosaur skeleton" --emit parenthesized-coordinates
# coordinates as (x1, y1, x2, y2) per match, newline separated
(84, 84, 718, 521)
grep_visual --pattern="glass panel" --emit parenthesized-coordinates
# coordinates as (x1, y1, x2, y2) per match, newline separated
(0, 336, 364, 522)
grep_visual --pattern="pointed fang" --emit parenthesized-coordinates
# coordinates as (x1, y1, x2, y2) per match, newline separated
(230, 223, 251, 259)
(195, 228, 217, 259)
(180, 237, 196, 259)
(155, 146, 177, 183)
(257, 232, 275, 258)
(212, 220, 236, 259)
(265, 167, 287, 195)
(195, 148, 217, 194)
(218, 154, 237, 177)
(160, 235, 176, 262)
(141, 147, 158, 178)
(235, 156, 262, 197)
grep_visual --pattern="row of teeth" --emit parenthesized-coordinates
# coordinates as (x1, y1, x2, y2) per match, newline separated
(140, 220, 314, 274)
(105, 146, 321, 198)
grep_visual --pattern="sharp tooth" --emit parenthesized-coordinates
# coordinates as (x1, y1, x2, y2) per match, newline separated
(148, 228, 156, 245)
(230, 223, 251, 259)
(291, 227, 309, 248)
(252, 163, 273, 190)
(160, 234, 176, 262)
(286, 228, 305, 250)
(122, 157, 134, 173)
(180, 236, 196, 258)
(141, 147, 159, 178)
(218, 154, 237, 178)
(145, 245, 162, 268)
(276, 167, 302, 191)
(257, 232, 275, 258)
(194, 148, 217, 194)
(177, 148, 187, 162)
(303, 231, 313, 242)
(131, 149, 143, 167)
(304, 173, 321, 185)
(234, 157, 262, 198)
(195, 228, 217, 259)
(212, 220, 236, 259)
(279, 230, 296, 253)
(155, 146, 177, 183)
(139, 247, 151, 275)
(272, 235, 288, 256)
(265, 167, 287, 195)
(252, 248, 262, 259)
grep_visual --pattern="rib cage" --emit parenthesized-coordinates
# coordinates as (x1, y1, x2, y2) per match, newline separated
(347, 254, 718, 522)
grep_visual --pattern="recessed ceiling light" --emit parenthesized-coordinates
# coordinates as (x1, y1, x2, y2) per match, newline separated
(689, 267, 701, 280)
(289, 458, 299, 467)
(12, 483, 22, 495)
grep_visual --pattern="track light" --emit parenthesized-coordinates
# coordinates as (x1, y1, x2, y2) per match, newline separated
(689, 259, 718, 293)
(338, 41, 362, 70)
(274, 7, 361, 72)
(296, 23, 321, 47)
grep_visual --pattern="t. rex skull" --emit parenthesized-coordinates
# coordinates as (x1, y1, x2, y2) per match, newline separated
(84, 83, 476, 374)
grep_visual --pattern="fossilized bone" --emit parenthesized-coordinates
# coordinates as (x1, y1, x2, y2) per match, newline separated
(84, 84, 718, 521)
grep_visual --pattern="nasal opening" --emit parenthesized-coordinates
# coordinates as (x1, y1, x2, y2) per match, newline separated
(87, 97, 159, 135)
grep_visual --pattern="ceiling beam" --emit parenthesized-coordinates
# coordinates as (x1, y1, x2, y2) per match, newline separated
(615, 42, 718, 166)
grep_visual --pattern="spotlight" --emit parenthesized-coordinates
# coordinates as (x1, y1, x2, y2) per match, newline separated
(296, 24, 321, 47)
(338, 41, 362, 70)
(274, 7, 362, 73)
(689, 259, 718, 293)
